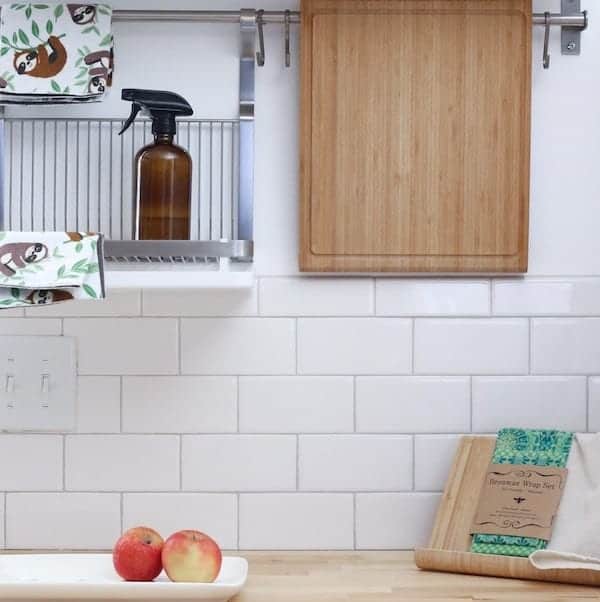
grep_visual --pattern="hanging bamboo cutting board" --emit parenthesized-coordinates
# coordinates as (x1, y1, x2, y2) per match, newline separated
(414, 436, 600, 587)
(300, 0, 531, 273)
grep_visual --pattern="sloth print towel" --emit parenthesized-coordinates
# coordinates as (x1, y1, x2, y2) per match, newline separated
(0, 231, 105, 308)
(0, 3, 113, 102)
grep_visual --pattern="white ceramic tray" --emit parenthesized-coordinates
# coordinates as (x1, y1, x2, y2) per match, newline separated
(0, 553, 248, 600)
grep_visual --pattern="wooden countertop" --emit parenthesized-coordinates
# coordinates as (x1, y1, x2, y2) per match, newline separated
(233, 552, 600, 601)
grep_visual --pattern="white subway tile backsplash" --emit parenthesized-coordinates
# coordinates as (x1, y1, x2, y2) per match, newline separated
(0, 319, 61, 335)
(122, 377, 237, 433)
(143, 287, 258, 317)
(532, 319, 600, 374)
(299, 435, 412, 491)
(6, 493, 120, 549)
(239, 376, 354, 433)
(25, 289, 141, 317)
(493, 279, 600, 316)
(181, 318, 295, 375)
(182, 435, 296, 491)
(588, 378, 600, 432)
(76, 376, 121, 433)
(65, 435, 179, 491)
(64, 318, 178, 375)
(123, 493, 237, 550)
(2, 273, 599, 553)
(0, 435, 62, 491)
(356, 377, 470, 433)
(414, 436, 461, 491)
(376, 279, 490, 316)
(297, 318, 411, 375)
(414, 319, 529, 375)
(259, 277, 373, 316)
(472, 376, 587, 432)
(355, 493, 440, 549)
(239, 494, 353, 550)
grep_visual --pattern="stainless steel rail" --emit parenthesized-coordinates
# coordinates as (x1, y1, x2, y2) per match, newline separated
(113, 9, 301, 24)
(110, 8, 587, 29)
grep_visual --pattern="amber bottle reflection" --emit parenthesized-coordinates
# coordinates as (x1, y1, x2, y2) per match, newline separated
(135, 133, 192, 240)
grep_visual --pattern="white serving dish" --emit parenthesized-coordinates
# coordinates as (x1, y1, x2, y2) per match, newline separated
(0, 553, 248, 600)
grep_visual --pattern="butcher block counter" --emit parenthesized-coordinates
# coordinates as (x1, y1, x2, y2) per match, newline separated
(233, 552, 600, 601)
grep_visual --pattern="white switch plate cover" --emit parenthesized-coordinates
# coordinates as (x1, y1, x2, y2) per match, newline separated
(0, 336, 77, 432)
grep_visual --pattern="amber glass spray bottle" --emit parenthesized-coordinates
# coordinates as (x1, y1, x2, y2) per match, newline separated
(119, 89, 194, 240)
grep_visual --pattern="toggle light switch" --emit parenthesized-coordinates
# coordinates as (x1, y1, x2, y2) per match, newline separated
(0, 336, 76, 431)
(41, 373, 50, 407)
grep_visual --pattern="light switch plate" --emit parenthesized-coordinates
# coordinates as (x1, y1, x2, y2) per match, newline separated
(0, 336, 77, 432)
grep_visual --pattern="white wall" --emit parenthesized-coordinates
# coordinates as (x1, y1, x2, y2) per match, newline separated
(1, 0, 600, 551)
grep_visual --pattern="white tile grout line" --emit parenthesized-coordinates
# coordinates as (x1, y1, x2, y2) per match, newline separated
(0, 489, 446, 495)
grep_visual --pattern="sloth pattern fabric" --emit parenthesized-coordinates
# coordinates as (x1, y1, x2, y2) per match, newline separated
(0, 231, 105, 307)
(471, 428, 574, 558)
(0, 3, 113, 102)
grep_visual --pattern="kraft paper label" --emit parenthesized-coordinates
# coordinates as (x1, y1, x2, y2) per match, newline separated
(471, 464, 568, 540)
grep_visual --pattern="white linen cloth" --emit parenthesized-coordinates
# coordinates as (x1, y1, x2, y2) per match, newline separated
(529, 433, 600, 571)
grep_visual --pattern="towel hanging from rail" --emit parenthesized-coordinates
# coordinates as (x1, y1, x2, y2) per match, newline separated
(0, 2, 114, 103)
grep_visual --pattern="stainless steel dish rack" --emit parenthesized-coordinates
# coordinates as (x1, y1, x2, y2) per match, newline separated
(1, 117, 249, 264)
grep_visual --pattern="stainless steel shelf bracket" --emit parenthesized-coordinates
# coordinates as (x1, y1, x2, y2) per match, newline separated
(561, 0, 585, 57)
(238, 9, 256, 258)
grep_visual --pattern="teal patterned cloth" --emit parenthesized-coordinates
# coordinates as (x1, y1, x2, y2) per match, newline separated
(471, 428, 574, 558)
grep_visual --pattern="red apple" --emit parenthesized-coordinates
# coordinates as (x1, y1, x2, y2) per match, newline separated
(161, 530, 222, 583)
(113, 526, 164, 582)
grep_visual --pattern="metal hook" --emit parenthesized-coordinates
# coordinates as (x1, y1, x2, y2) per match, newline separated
(284, 9, 291, 67)
(256, 9, 265, 67)
(543, 11, 551, 69)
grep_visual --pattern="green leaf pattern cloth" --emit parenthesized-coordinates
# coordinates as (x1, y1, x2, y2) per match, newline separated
(0, 3, 113, 102)
(0, 231, 104, 307)
(471, 428, 574, 557)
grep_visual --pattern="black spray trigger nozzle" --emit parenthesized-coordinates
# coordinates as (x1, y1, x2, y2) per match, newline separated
(118, 102, 141, 136)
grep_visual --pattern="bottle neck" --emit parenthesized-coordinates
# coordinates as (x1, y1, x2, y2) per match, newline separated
(154, 133, 174, 144)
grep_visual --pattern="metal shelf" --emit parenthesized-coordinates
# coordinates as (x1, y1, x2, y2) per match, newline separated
(0, 10, 268, 284)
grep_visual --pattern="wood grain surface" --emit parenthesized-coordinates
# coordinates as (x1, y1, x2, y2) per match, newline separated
(300, 0, 531, 272)
(415, 436, 600, 587)
(234, 551, 600, 600)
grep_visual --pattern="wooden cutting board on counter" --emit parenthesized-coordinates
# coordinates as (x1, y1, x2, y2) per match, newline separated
(414, 436, 600, 587)
(300, 0, 532, 273)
